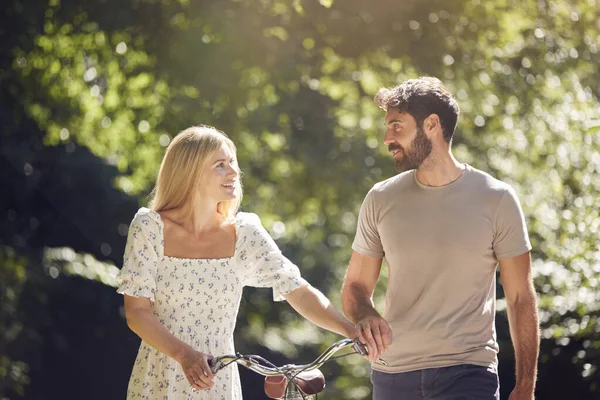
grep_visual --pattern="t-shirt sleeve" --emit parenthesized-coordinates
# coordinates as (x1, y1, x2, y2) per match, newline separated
(493, 187, 532, 260)
(352, 188, 384, 258)
(239, 213, 307, 302)
(116, 211, 161, 301)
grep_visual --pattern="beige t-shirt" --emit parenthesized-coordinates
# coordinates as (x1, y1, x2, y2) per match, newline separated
(352, 164, 531, 373)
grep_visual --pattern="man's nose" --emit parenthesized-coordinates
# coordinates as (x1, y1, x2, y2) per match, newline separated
(383, 130, 395, 146)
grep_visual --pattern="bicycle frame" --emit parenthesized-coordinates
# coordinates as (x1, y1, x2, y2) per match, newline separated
(209, 338, 375, 399)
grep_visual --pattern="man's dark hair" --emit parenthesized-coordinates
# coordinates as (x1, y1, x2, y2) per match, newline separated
(374, 77, 460, 143)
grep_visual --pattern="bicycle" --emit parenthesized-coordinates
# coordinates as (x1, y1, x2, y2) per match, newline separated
(209, 337, 385, 399)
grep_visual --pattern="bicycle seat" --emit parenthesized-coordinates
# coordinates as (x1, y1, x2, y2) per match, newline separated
(264, 369, 325, 399)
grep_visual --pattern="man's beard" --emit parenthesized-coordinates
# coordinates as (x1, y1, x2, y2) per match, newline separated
(392, 126, 433, 172)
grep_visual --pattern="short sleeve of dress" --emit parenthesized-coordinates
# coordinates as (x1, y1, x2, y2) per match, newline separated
(237, 213, 307, 302)
(116, 208, 162, 302)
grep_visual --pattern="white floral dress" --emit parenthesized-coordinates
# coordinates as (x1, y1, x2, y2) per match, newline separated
(116, 208, 306, 400)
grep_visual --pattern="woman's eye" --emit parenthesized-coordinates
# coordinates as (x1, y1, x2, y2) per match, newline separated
(217, 163, 224, 168)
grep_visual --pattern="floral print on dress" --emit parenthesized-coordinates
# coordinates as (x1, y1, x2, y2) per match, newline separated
(116, 208, 306, 399)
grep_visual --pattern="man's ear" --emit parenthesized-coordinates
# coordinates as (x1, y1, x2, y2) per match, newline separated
(424, 114, 442, 137)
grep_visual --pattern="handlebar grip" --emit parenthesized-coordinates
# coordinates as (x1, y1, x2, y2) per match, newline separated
(207, 357, 220, 374)
(352, 340, 369, 356)
(353, 339, 388, 365)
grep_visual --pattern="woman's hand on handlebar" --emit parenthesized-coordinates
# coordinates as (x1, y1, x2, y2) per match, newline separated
(177, 345, 215, 390)
(356, 316, 393, 362)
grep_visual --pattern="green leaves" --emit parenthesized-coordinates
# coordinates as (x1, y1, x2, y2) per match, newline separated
(14, 13, 170, 195)
(3, 0, 600, 397)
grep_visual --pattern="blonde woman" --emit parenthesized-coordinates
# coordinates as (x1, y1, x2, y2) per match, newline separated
(116, 125, 355, 399)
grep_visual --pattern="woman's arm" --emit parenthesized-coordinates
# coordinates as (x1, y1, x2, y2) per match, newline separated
(283, 283, 355, 338)
(124, 295, 215, 390)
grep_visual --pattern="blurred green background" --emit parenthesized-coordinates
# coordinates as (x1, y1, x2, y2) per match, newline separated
(1, 0, 599, 399)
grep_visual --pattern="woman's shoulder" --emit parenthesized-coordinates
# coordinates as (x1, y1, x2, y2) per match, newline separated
(235, 212, 270, 239)
(235, 211, 261, 227)
(130, 207, 162, 231)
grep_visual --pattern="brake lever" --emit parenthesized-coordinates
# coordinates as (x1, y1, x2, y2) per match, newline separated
(352, 339, 388, 366)
(352, 339, 369, 356)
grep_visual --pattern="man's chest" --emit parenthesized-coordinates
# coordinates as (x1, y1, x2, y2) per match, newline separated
(377, 198, 496, 259)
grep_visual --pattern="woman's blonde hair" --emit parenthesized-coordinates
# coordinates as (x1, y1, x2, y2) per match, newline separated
(149, 125, 243, 221)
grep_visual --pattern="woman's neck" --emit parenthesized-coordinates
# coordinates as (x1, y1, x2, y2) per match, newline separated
(166, 199, 224, 235)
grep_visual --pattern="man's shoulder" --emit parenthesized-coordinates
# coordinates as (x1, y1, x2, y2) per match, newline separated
(466, 165, 514, 195)
(371, 170, 414, 194)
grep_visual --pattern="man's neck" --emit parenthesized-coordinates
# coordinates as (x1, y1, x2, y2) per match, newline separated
(414, 152, 465, 187)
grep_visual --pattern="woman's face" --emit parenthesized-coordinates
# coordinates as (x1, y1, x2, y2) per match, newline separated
(201, 142, 240, 202)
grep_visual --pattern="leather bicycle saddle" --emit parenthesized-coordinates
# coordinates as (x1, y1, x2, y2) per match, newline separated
(264, 369, 326, 399)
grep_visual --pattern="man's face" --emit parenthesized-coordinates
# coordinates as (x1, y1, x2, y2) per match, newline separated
(383, 109, 432, 172)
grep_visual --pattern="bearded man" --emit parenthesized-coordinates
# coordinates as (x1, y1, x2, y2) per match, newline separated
(341, 77, 539, 400)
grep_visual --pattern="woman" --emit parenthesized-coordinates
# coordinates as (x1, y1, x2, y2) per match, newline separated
(116, 125, 355, 399)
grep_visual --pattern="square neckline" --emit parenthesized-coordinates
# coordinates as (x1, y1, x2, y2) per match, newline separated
(146, 208, 241, 262)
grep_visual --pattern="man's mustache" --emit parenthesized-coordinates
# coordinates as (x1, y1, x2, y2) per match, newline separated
(388, 145, 403, 153)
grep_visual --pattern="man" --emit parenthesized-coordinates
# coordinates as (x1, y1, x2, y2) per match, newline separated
(341, 77, 539, 400)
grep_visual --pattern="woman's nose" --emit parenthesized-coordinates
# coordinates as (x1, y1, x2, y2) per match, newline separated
(227, 166, 238, 178)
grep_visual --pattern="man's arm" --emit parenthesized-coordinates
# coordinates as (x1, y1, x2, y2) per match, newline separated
(341, 250, 392, 362)
(499, 252, 539, 400)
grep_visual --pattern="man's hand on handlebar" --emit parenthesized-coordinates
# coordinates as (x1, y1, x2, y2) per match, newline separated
(356, 316, 393, 362)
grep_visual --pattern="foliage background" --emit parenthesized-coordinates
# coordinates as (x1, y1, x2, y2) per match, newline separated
(1, 0, 599, 398)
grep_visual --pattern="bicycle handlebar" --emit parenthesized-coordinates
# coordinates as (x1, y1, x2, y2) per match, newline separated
(209, 337, 383, 375)
(209, 338, 387, 399)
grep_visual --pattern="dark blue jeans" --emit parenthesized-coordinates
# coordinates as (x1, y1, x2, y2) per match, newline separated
(371, 364, 500, 400)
